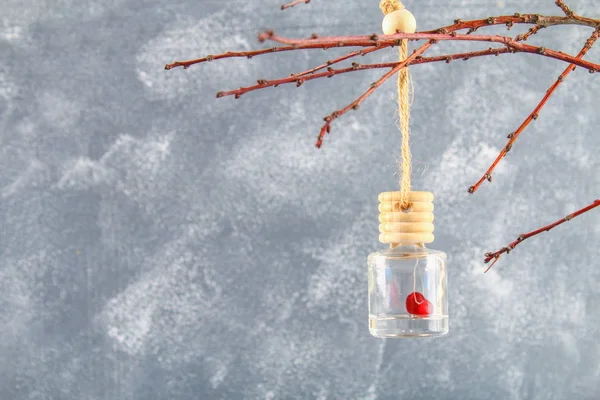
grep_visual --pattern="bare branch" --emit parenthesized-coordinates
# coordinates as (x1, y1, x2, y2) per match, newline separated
(164, 14, 600, 71)
(469, 29, 600, 194)
(262, 31, 600, 72)
(555, 0, 575, 17)
(484, 200, 600, 271)
(292, 46, 381, 78)
(516, 24, 545, 41)
(164, 42, 389, 71)
(216, 47, 510, 99)
(316, 40, 434, 147)
(164, 9, 600, 263)
(166, 32, 600, 75)
(281, 0, 310, 10)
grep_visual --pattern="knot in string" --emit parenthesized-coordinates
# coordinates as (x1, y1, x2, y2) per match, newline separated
(379, 0, 404, 15)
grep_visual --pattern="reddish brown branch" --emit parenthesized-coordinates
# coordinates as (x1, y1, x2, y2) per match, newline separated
(217, 47, 510, 98)
(164, 14, 600, 71)
(281, 0, 310, 10)
(164, 7, 600, 265)
(371, 15, 598, 33)
(262, 31, 600, 72)
(484, 199, 600, 272)
(517, 24, 545, 41)
(469, 29, 600, 194)
(164, 15, 600, 152)
(165, 23, 600, 149)
(163, 42, 393, 71)
(279, 0, 583, 25)
(293, 46, 381, 78)
(315, 40, 434, 147)
(555, 0, 575, 17)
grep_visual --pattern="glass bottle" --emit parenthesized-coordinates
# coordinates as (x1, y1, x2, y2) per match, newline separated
(368, 244, 448, 338)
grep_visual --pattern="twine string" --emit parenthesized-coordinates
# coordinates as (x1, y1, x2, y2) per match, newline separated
(380, 0, 412, 211)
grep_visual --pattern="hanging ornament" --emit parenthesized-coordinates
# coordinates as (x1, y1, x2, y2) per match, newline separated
(367, 0, 448, 338)
(368, 191, 448, 338)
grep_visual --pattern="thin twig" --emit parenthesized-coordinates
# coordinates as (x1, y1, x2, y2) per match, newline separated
(316, 40, 434, 147)
(279, 0, 582, 25)
(165, 32, 600, 83)
(164, 8, 600, 263)
(516, 24, 545, 41)
(281, 0, 310, 10)
(164, 14, 600, 71)
(261, 31, 600, 72)
(292, 46, 381, 78)
(484, 199, 600, 271)
(216, 47, 510, 98)
(555, 0, 575, 17)
(164, 42, 393, 70)
(469, 29, 600, 194)
(258, 29, 600, 147)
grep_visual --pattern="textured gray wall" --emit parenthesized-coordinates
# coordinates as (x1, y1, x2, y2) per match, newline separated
(1, 0, 600, 399)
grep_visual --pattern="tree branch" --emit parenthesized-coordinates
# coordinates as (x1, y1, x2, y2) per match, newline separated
(164, 8, 600, 266)
(555, 0, 575, 17)
(164, 14, 600, 71)
(281, 0, 584, 24)
(259, 31, 600, 72)
(164, 42, 391, 71)
(316, 40, 434, 148)
(469, 29, 600, 194)
(484, 200, 600, 272)
(165, 29, 600, 74)
(215, 47, 511, 99)
(292, 46, 381, 78)
(281, 0, 310, 10)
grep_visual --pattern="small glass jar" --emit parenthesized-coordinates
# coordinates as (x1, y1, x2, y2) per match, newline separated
(368, 244, 448, 338)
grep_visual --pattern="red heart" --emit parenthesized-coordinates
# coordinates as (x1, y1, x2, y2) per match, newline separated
(405, 292, 432, 316)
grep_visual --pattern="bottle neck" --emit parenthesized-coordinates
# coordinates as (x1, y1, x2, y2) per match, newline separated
(390, 242, 425, 250)
(380, 243, 447, 261)
(385, 243, 429, 254)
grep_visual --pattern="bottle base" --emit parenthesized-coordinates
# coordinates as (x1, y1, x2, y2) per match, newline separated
(369, 314, 448, 338)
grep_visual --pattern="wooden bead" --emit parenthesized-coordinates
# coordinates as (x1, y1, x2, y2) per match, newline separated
(381, 9, 417, 35)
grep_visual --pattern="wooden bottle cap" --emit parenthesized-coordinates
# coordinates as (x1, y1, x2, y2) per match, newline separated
(378, 191, 435, 245)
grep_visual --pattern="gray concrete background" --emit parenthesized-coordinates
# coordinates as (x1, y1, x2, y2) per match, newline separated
(1, 0, 599, 399)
